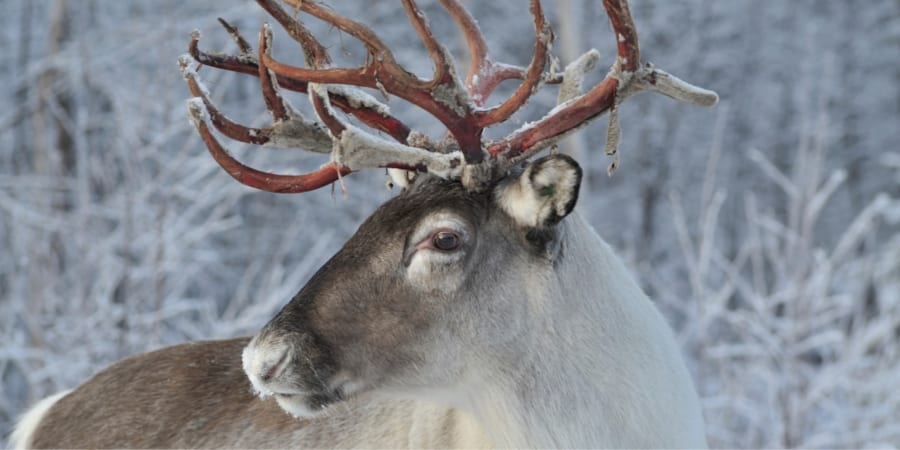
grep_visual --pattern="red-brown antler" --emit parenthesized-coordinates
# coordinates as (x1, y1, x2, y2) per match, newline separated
(182, 0, 717, 193)
(486, 0, 717, 174)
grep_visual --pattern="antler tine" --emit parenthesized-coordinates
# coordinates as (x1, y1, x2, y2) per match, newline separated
(603, 0, 639, 71)
(189, 31, 258, 76)
(437, 0, 486, 89)
(487, 0, 718, 169)
(294, 19, 465, 180)
(187, 98, 351, 193)
(259, 25, 292, 122)
(400, 0, 454, 85)
(185, 39, 355, 192)
(187, 10, 464, 193)
(277, 0, 487, 163)
(186, 18, 468, 193)
(282, 0, 395, 74)
(186, 54, 455, 194)
(253, 15, 425, 146)
(306, 83, 464, 177)
(473, 0, 551, 127)
(217, 18, 254, 55)
(259, 45, 371, 86)
(182, 56, 351, 193)
(441, 0, 561, 108)
(308, 86, 347, 140)
(189, 26, 412, 143)
(255, 0, 332, 68)
(181, 55, 331, 151)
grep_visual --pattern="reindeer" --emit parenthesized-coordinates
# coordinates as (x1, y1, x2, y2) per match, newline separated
(11, 0, 718, 448)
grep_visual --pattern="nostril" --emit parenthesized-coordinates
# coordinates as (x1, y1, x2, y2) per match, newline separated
(260, 349, 289, 382)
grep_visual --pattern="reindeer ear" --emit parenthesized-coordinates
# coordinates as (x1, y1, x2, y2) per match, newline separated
(496, 154, 583, 228)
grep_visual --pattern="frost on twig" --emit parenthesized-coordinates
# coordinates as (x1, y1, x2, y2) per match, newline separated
(658, 116, 900, 446)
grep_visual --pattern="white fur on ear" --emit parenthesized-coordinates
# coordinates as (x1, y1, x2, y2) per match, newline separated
(387, 168, 416, 190)
(496, 155, 583, 228)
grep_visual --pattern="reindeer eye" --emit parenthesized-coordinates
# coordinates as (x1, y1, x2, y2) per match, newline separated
(431, 230, 461, 251)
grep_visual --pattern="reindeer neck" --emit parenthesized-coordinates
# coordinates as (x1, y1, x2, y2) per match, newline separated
(463, 212, 706, 448)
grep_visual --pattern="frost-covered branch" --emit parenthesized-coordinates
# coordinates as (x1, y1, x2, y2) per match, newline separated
(654, 120, 900, 448)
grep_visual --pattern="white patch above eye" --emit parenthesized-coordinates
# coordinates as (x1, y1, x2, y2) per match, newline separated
(496, 155, 582, 228)
(405, 212, 471, 293)
(407, 212, 471, 251)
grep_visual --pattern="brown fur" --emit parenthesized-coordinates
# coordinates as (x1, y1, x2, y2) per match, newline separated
(31, 339, 305, 448)
(30, 338, 486, 448)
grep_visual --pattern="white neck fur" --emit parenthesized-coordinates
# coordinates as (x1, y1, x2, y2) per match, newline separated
(459, 213, 706, 448)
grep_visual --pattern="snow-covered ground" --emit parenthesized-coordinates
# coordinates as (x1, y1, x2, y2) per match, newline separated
(1, 1, 898, 447)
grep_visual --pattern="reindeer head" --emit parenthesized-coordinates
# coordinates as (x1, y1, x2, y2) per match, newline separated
(242, 155, 582, 416)
(181, 0, 716, 418)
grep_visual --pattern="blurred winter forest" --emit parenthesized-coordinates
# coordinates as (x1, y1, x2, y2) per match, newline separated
(1, 0, 899, 447)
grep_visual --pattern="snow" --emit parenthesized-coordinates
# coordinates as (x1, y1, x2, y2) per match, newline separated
(336, 125, 463, 179)
(324, 85, 391, 117)
(267, 118, 333, 154)
(556, 49, 600, 104)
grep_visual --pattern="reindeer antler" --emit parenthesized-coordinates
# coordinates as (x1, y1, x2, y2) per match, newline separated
(181, 0, 717, 193)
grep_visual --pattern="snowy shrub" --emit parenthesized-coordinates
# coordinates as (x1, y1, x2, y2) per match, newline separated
(656, 117, 900, 447)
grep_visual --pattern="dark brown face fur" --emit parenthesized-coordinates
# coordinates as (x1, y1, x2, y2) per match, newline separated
(244, 155, 582, 416)
(252, 179, 493, 407)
